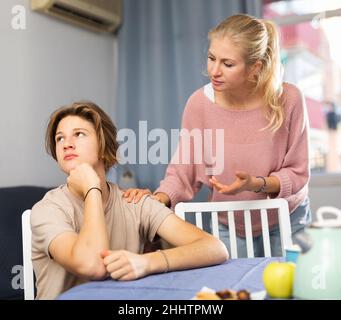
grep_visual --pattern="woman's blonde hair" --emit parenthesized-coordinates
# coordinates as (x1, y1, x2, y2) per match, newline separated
(45, 101, 119, 172)
(208, 14, 284, 132)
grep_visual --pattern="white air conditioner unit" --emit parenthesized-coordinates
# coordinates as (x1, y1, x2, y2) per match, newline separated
(31, 0, 122, 33)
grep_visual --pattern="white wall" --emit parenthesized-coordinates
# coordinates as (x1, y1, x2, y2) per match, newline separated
(0, 0, 116, 187)
(309, 174, 341, 219)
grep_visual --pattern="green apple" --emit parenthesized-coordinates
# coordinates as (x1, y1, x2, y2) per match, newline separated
(263, 262, 295, 299)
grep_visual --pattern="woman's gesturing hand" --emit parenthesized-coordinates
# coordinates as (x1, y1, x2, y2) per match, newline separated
(209, 171, 255, 195)
(101, 250, 149, 281)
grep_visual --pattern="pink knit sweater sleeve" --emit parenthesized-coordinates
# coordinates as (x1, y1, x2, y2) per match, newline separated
(270, 85, 310, 199)
(154, 94, 203, 210)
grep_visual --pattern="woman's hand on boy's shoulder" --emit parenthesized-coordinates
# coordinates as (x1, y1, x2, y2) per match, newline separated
(122, 189, 170, 207)
(123, 188, 153, 203)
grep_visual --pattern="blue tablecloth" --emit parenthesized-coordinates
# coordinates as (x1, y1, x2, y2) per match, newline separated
(58, 257, 280, 300)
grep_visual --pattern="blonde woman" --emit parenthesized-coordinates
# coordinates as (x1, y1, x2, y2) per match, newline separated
(124, 14, 312, 257)
(31, 102, 227, 299)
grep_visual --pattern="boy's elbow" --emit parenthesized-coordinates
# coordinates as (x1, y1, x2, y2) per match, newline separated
(88, 264, 108, 280)
(89, 269, 108, 280)
(75, 260, 107, 280)
(200, 234, 229, 263)
(212, 237, 229, 262)
(218, 239, 229, 261)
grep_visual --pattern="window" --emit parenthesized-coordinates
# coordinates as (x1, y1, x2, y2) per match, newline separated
(264, 0, 341, 173)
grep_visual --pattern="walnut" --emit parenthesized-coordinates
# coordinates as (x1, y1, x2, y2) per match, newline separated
(216, 289, 237, 300)
(195, 292, 221, 300)
(236, 289, 251, 300)
(195, 288, 251, 300)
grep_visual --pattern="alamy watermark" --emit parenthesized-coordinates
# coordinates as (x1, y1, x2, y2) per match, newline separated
(11, 5, 26, 30)
(117, 121, 225, 175)
(311, 264, 326, 290)
(11, 265, 24, 290)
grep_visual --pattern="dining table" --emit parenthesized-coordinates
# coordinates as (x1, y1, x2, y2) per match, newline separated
(57, 257, 281, 300)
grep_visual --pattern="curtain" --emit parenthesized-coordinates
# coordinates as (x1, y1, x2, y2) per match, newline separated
(114, 0, 263, 192)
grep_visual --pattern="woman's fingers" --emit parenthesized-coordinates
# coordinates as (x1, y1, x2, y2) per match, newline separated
(123, 188, 133, 198)
(123, 188, 152, 203)
(134, 189, 152, 203)
(235, 171, 248, 179)
(127, 189, 139, 203)
(209, 171, 250, 194)
(209, 176, 242, 194)
(220, 180, 243, 194)
(209, 177, 225, 190)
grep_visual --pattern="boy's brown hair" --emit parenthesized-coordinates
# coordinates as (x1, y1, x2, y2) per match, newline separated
(45, 101, 119, 172)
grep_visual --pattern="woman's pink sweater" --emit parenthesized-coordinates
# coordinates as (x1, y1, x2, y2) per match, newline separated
(155, 83, 310, 236)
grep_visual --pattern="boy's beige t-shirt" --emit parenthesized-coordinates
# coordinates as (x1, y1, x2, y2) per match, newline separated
(31, 183, 172, 300)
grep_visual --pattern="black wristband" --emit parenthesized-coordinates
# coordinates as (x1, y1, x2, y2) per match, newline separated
(254, 176, 266, 193)
(84, 187, 102, 201)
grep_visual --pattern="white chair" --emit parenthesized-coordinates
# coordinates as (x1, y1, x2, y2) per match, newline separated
(175, 198, 292, 258)
(21, 209, 35, 300)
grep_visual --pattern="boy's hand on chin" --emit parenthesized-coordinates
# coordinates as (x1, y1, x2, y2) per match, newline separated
(67, 163, 101, 198)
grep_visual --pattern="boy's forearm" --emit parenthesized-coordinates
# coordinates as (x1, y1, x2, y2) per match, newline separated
(71, 191, 109, 276)
(145, 237, 228, 275)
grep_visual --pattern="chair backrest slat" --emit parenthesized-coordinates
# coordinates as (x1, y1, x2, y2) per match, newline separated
(195, 212, 203, 229)
(227, 211, 238, 259)
(211, 211, 219, 239)
(21, 209, 34, 300)
(260, 208, 271, 257)
(277, 202, 293, 256)
(174, 198, 292, 259)
(175, 202, 185, 220)
(244, 210, 254, 258)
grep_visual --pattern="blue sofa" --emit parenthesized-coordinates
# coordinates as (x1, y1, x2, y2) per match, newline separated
(0, 186, 51, 300)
